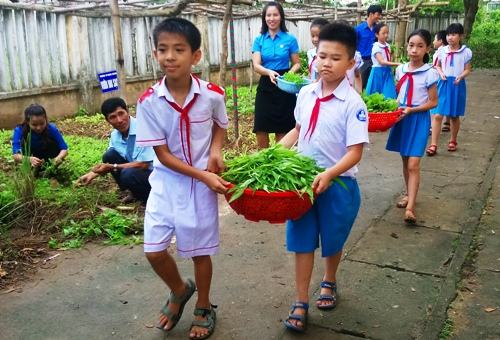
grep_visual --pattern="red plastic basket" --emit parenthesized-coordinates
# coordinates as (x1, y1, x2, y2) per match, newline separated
(224, 184, 313, 224)
(368, 109, 402, 132)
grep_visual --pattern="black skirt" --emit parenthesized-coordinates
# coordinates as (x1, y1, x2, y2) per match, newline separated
(253, 69, 297, 133)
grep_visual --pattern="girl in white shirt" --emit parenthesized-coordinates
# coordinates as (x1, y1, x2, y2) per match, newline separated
(429, 23, 472, 154)
(307, 18, 329, 81)
(386, 29, 438, 224)
(365, 23, 400, 98)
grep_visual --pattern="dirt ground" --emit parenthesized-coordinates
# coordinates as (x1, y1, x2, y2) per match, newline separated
(0, 70, 499, 340)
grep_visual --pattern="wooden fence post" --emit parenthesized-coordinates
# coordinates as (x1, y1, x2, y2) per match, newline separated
(197, 14, 211, 81)
(109, 0, 126, 97)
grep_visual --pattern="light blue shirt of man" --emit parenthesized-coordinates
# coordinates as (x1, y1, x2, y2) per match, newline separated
(109, 116, 155, 163)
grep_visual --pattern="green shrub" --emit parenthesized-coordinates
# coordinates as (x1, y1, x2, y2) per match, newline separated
(468, 9, 500, 68)
(225, 86, 257, 116)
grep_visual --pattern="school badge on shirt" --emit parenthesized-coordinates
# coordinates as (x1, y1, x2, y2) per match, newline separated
(356, 109, 367, 122)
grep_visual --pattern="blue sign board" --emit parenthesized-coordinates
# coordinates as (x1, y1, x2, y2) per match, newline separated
(98, 70, 119, 93)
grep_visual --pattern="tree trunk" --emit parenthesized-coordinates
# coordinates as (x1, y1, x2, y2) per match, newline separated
(219, 0, 232, 87)
(394, 0, 408, 61)
(463, 0, 479, 39)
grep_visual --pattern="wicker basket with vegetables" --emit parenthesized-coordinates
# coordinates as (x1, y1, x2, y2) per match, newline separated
(222, 145, 346, 224)
(276, 72, 311, 94)
(362, 92, 402, 132)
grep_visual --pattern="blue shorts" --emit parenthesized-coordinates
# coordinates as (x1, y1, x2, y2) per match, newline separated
(286, 177, 361, 257)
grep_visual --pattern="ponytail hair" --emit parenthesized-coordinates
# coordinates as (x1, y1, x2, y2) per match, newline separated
(407, 28, 432, 64)
(436, 30, 448, 46)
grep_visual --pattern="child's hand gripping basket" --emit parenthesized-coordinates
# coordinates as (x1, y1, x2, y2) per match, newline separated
(276, 76, 311, 94)
(368, 109, 403, 132)
(224, 184, 313, 224)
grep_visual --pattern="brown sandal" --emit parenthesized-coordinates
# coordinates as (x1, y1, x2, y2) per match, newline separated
(396, 195, 409, 208)
(448, 140, 457, 152)
(426, 144, 437, 156)
(441, 122, 450, 132)
(404, 209, 417, 224)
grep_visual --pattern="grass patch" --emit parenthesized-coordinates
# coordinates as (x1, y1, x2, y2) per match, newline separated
(0, 124, 142, 273)
(438, 318, 454, 339)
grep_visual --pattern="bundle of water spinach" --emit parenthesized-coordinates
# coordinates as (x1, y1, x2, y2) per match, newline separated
(222, 144, 346, 203)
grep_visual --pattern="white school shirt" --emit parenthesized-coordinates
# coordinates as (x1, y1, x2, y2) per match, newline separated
(135, 75, 229, 173)
(346, 51, 364, 87)
(438, 45, 472, 77)
(395, 63, 439, 107)
(371, 42, 391, 67)
(294, 77, 369, 178)
(307, 47, 319, 80)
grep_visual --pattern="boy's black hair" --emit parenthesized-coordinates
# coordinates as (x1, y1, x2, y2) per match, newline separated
(367, 4, 383, 16)
(319, 22, 356, 58)
(436, 30, 448, 46)
(311, 18, 329, 29)
(260, 1, 288, 34)
(374, 22, 387, 35)
(446, 23, 464, 35)
(101, 97, 127, 119)
(152, 17, 201, 51)
(408, 28, 432, 64)
(20, 103, 49, 149)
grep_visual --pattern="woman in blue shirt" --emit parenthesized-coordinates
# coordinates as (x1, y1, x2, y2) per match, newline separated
(12, 104, 68, 168)
(252, 1, 301, 149)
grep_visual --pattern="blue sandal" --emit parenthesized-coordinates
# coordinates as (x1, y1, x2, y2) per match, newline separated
(316, 281, 337, 310)
(283, 301, 309, 333)
(158, 278, 196, 331)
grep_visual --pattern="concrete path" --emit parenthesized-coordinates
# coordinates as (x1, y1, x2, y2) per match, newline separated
(1, 70, 499, 340)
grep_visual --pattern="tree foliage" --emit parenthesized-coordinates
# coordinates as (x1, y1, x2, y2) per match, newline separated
(467, 9, 500, 68)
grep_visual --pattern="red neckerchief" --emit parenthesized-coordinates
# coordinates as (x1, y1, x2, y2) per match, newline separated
(163, 76, 201, 166)
(304, 92, 335, 140)
(433, 54, 439, 67)
(383, 46, 391, 62)
(309, 55, 317, 78)
(446, 50, 457, 68)
(396, 72, 414, 107)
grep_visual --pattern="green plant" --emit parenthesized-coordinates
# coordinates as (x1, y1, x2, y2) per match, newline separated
(12, 132, 35, 204)
(225, 86, 257, 116)
(53, 209, 142, 249)
(282, 71, 308, 85)
(75, 105, 89, 117)
(439, 318, 454, 339)
(361, 92, 399, 112)
(222, 144, 346, 203)
(467, 9, 500, 68)
(299, 50, 309, 76)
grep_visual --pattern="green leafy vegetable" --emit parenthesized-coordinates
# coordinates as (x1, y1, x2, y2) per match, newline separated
(361, 92, 399, 113)
(222, 144, 347, 203)
(282, 72, 308, 85)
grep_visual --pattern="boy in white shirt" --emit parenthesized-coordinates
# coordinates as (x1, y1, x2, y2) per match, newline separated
(136, 17, 229, 340)
(280, 22, 369, 333)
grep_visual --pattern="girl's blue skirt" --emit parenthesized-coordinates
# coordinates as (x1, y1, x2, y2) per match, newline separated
(435, 76, 467, 117)
(386, 110, 431, 157)
(366, 66, 397, 99)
